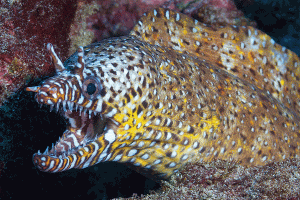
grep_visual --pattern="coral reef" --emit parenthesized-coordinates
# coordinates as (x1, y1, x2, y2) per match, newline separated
(122, 159, 300, 199)
(1, 0, 300, 199)
(0, 0, 78, 106)
(0, 0, 245, 107)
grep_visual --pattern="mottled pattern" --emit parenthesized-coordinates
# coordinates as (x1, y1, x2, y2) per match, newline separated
(130, 8, 300, 116)
(27, 8, 300, 178)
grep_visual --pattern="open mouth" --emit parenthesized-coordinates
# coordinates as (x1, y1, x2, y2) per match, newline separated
(41, 103, 106, 158)
(29, 93, 116, 172)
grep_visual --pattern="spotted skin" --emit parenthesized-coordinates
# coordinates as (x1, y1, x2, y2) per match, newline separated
(27, 8, 300, 178)
(130, 8, 300, 116)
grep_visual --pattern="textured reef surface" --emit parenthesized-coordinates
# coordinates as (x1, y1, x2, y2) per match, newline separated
(1, 0, 300, 199)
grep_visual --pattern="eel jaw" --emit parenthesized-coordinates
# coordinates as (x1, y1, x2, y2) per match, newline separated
(31, 99, 112, 173)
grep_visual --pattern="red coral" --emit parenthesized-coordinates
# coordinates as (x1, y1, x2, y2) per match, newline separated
(0, 0, 77, 105)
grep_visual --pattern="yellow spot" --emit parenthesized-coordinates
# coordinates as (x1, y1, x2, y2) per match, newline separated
(247, 52, 254, 63)
(178, 39, 184, 47)
(280, 79, 284, 87)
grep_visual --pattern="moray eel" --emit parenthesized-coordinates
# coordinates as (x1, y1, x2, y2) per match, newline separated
(27, 8, 300, 178)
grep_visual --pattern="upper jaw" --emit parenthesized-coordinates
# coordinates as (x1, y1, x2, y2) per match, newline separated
(35, 98, 107, 159)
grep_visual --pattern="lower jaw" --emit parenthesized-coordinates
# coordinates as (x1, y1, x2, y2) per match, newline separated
(32, 106, 109, 172)
(32, 133, 106, 173)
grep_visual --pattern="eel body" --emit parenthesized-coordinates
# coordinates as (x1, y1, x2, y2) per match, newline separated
(26, 8, 300, 178)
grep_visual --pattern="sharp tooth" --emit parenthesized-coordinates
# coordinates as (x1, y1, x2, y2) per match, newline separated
(52, 143, 54, 150)
(68, 101, 74, 110)
(79, 106, 83, 116)
(63, 100, 67, 111)
(44, 146, 49, 154)
(75, 104, 78, 111)
(94, 111, 97, 116)
(38, 150, 41, 154)
(56, 99, 61, 111)
(89, 110, 92, 119)
(50, 105, 54, 112)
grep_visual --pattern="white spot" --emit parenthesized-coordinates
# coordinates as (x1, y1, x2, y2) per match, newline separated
(128, 149, 137, 157)
(145, 121, 151, 127)
(133, 134, 140, 140)
(263, 56, 267, 64)
(141, 154, 149, 160)
(104, 129, 116, 143)
(168, 162, 176, 168)
(213, 150, 218, 156)
(124, 124, 130, 130)
(181, 154, 188, 161)
(146, 111, 152, 117)
(241, 42, 245, 49)
(262, 156, 267, 162)
(163, 144, 169, 150)
(155, 131, 162, 140)
(47, 99, 54, 105)
(220, 147, 225, 154)
(193, 142, 199, 149)
(183, 139, 188, 145)
(170, 151, 177, 158)
(155, 119, 161, 125)
(165, 10, 170, 20)
(178, 122, 183, 128)
(153, 159, 161, 165)
(153, 9, 157, 16)
(138, 141, 144, 148)
(149, 141, 156, 147)
(113, 154, 122, 161)
(238, 147, 242, 153)
(166, 132, 172, 140)
(176, 13, 180, 21)
(77, 95, 84, 104)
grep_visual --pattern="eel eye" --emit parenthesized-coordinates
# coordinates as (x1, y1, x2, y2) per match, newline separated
(87, 83, 96, 95)
(82, 76, 101, 99)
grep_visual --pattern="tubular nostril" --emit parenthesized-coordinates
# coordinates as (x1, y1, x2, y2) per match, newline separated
(49, 87, 58, 94)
